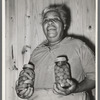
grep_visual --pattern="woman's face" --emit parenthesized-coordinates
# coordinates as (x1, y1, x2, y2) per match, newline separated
(42, 11, 64, 45)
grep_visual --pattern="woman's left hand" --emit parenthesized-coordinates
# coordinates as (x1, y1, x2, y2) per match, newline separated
(53, 79, 77, 96)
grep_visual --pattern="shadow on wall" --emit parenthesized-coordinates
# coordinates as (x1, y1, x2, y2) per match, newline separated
(67, 34, 95, 55)
(56, 4, 95, 55)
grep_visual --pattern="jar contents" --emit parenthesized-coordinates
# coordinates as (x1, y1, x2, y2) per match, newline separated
(54, 56, 71, 88)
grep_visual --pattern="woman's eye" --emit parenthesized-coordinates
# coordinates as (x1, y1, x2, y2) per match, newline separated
(53, 18, 61, 21)
(42, 17, 61, 24)
(42, 19, 48, 24)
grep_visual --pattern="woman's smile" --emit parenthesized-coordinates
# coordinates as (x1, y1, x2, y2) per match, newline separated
(42, 11, 64, 44)
(47, 25, 56, 31)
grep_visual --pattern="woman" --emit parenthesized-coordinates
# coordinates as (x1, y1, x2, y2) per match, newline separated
(16, 4, 95, 100)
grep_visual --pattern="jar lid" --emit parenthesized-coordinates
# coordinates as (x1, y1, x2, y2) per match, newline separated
(56, 56, 66, 62)
(23, 64, 34, 70)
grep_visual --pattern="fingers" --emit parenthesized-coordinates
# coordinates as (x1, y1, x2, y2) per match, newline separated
(24, 87, 31, 96)
(66, 79, 77, 93)
(53, 79, 77, 96)
(27, 88, 33, 97)
(17, 87, 33, 99)
(67, 79, 77, 86)
(20, 88, 27, 95)
(23, 87, 33, 99)
(66, 79, 73, 85)
(56, 83, 65, 92)
(53, 83, 66, 95)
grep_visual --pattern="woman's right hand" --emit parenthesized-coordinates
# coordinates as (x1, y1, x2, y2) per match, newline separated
(16, 83, 34, 99)
(16, 78, 34, 99)
(22, 87, 33, 98)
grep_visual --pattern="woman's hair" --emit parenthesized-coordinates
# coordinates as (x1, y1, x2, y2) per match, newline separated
(42, 4, 71, 29)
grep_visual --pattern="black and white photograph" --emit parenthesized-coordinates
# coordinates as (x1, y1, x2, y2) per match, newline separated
(4, 0, 97, 100)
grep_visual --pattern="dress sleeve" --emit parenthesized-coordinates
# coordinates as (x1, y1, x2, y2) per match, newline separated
(29, 48, 38, 65)
(79, 43, 95, 81)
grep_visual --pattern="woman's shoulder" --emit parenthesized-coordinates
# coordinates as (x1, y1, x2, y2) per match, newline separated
(31, 40, 48, 54)
(64, 37, 85, 47)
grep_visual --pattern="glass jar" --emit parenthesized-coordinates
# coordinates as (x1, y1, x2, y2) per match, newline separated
(15, 64, 35, 99)
(54, 56, 71, 89)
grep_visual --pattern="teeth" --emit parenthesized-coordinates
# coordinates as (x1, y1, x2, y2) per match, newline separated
(48, 28, 55, 30)
(47, 26, 56, 31)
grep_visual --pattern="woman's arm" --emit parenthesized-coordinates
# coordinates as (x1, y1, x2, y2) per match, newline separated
(53, 77, 95, 95)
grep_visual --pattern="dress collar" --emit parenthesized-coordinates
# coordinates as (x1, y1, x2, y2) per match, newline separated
(40, 37, 72, 50)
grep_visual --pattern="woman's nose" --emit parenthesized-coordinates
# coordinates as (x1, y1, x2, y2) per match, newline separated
(48, 19, 54, 25)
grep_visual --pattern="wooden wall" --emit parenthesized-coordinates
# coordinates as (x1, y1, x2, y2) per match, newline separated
(5, 0, 96, 100)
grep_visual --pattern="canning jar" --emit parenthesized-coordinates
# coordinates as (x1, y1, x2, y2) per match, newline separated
(54, 56, 71, 88)
(15, 64, 35, 99)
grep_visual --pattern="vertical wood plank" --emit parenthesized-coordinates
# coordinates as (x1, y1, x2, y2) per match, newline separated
(23, 0, 31, 64)
(5, 0, 19, 100)
(82, 0, 96, 44)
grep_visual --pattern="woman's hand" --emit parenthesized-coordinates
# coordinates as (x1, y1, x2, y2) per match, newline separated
(15, 79, 34, 99)
(53, 79, 77, 96)
(16, 84, 34, 99)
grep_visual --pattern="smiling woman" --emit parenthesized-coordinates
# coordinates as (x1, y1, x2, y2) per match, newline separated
(42, 11, 64, 45)
(5, 0, 96, 100)
(15, 4, 95, 100)
(41, 5, 71, 46)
